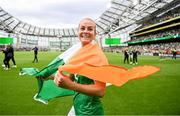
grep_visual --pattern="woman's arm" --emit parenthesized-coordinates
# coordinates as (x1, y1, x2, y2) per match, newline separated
(54, 71, 106, 97)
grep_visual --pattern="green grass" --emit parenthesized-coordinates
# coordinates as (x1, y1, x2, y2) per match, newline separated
(0, 51, 180, 115)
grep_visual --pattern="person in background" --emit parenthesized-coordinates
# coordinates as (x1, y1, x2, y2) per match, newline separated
(2, 45, 12, 70)
(123, 48, 129, 64)
(32, 46, 38, 63)
(9, 45, 17, 67)
(172, 48, 177, 59)
(132, 49, 138, 65)
(129, 48, 133, 64)
(2, 45, 8, 69)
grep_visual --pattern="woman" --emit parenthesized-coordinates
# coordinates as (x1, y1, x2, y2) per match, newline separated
(54, 18, 108, 115)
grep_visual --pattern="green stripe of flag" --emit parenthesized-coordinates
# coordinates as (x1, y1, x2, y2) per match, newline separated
(19, 42, 82, 104)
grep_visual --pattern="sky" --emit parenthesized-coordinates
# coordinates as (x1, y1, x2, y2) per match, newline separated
(0, 0, 110, 28)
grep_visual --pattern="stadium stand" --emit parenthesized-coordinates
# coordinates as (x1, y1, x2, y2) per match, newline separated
(0, 0, 179, 54)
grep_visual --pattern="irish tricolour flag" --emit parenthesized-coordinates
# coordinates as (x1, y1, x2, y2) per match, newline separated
(20, 41, 160, 104)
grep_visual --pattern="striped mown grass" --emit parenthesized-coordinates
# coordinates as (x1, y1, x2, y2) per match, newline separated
(0, 51, 180, 115)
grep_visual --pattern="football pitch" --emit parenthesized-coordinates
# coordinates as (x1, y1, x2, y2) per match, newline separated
(0, 51, 180, 115)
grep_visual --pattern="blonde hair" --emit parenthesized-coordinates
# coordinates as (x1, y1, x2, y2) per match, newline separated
(78, 17, 96, 34)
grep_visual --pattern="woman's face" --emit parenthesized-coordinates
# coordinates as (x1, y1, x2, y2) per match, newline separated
(78, 19, 96, 46)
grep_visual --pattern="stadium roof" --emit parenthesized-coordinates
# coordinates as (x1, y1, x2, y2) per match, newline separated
(0, 0, 178, 37)
(96, 0, 177, 34)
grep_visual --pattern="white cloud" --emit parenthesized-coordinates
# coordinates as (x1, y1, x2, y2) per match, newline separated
(0, 0, 110, 28)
